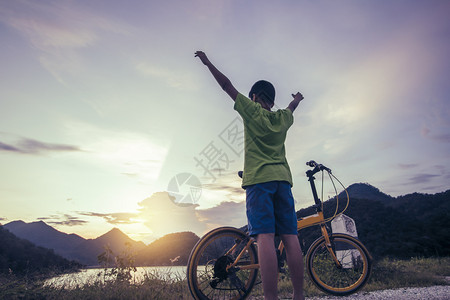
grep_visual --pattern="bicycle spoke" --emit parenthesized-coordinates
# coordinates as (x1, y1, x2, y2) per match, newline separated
(187, 227, 258, 300)
(307, 235, 371, 296)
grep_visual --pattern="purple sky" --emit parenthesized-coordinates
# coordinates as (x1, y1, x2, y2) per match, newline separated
(1, 0, 449, 243)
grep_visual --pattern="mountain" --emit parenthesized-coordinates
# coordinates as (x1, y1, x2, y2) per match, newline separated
(71, 228, 146, 266)
(4, 220, 86, 261)
(136, 231, 200, 266)
(96, 228, 149, 252)
(4, 221, 145, 266)
(3, 185, 448, 267)
(297, 187, 450, 259)
(0, 226, 80, 276)
(3, 220, 199, 267)
(338, 182, 393, 202)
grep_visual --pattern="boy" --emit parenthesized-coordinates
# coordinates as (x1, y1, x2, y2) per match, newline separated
(195, 51, 305, 300)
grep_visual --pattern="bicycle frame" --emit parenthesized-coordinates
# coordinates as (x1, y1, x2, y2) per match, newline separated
(226, 164, 342, 272)
(188, 162, 373, 299)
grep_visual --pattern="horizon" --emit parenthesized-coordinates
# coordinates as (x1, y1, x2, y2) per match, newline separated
(3, 183, 448, 244)
(1, 1, 449, 243)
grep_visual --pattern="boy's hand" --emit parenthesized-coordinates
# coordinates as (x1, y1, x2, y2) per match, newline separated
(195, 51, 210, 66)
(291, 92, 304, 102)
(195, 50, 239, 101)
(287, 92, 304, 112)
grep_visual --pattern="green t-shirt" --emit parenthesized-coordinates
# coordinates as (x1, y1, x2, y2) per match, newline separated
(234, 93, 294, 187)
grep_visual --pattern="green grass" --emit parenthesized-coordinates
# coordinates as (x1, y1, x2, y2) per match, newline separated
(1, 257, 449, 299)
(251, 257, 450, 298)
(277, 257, 450, 298)
(362, 257, 449, 292)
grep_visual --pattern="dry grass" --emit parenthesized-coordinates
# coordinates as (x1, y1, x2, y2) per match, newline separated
(1, 257, 449, 299)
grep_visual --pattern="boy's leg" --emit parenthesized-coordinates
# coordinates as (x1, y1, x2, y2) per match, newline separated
(257, 233, 278, 300)
(281, 234, 305, 300)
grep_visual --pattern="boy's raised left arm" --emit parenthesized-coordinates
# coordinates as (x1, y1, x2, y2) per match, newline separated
(195, 51, 238, 101)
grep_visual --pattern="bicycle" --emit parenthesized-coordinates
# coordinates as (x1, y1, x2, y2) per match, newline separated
(187, 160, 372, 299)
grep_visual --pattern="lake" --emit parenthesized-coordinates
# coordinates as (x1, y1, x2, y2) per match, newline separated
(45, 266, 188, 288)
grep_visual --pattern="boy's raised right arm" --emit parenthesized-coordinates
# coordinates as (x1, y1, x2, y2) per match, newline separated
(195, 51, 238, 101)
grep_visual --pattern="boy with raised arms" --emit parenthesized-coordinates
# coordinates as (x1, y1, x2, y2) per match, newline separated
(195, 51, 305, 300)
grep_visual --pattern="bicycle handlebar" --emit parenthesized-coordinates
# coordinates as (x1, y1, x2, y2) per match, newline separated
(306, 160, 332, 174)
(238, 161, 331, 180)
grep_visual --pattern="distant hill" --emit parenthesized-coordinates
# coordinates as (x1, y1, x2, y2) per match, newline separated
(136, 231, 200, 266)
(4, 220, 199, 267)
(3, 185, 448, 268)
(0, 226, 80, 276)
(297, 186, 450, 259)
(4, 221, 145, 266)
(70, 228, 147, 266)
(338, 182, 393, 202)
(4, 220, 86, 262)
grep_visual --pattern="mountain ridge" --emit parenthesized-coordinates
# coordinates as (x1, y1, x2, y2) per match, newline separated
(0, 226, 80, 276)
(3, 184, 449, 265)
(3, 222, 146, 266)
(341, 182, 394, 202)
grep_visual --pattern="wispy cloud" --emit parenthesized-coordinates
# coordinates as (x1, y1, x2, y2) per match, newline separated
(0, 0, 133, 82)
(73, 190, 246, 239)
(78, 211, 140, 225)
(421, 127, 450, 143)
(397, 163, 418, 170)
(201, 182, 243, 200)
(0, 141, 21, 152)
(138, 192, 207, 237)
(419, 97, 450, 144)
(38, 214, 88, 226)
(196, 201, 246, 231)
(135, 62, 198, 91)
(407, 173, 440, 185)
(0, 136, 82, 155)
(62, 121, 167, 181)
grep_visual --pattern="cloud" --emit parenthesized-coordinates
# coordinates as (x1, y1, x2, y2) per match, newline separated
(0, 0, 133, 82)
(0, 137, 82, 155)
(397, 163, 418, 170)
(421, 127, 450, 143)
(121, 173, 138, 178)
(419, 97, 450, 144)
(38, 214, 88, 226)
(0, 141, 21, 152)
(74, 190, 246, 239)
(201, 181, 244, 202)
(138, 192, 207, 237)
(135, 62, 197, 91)
(135, 191, 247, 237)
(62, 121, 168, 181)
(407, 174, 440, 185)
(196, 201, 246, 231)
(78, 211, 140, 225)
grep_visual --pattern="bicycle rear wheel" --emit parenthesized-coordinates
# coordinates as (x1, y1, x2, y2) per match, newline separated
(306, 233, 372, 296)
(187, 227, 259, 300)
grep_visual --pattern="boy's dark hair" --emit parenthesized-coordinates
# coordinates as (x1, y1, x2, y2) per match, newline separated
(248, 80, 275, 105)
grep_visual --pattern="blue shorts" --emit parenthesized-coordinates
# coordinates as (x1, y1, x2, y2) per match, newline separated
(245, 181, 298, 236)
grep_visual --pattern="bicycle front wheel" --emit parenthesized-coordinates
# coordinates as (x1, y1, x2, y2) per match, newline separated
(306, 233, 372, 296)
(187, 227, 259, 300)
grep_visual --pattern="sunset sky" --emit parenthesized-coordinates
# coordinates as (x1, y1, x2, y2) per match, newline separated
(1, 0, 449, 244)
